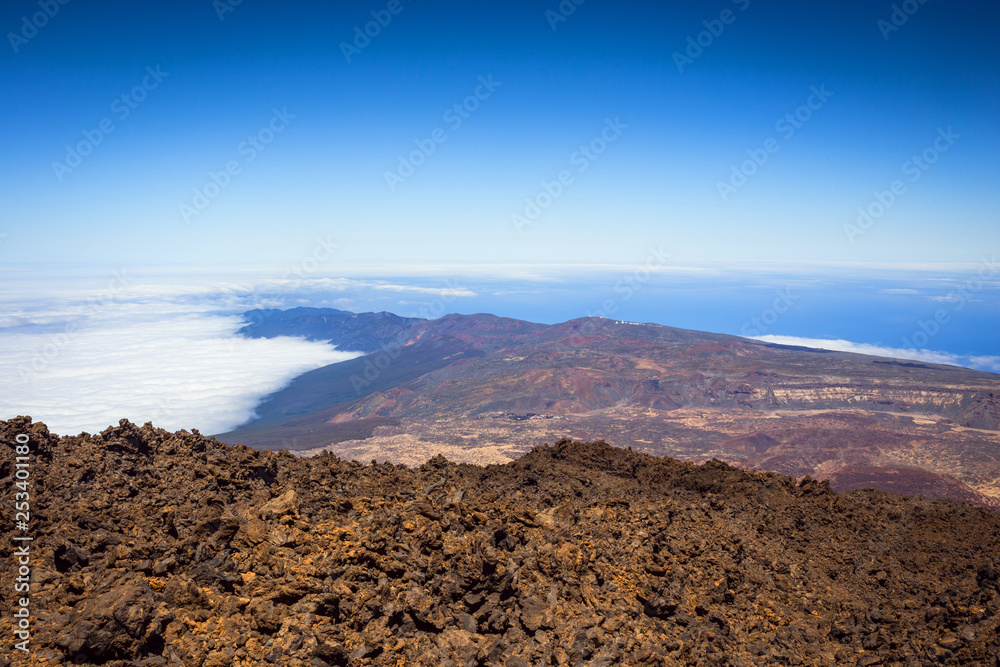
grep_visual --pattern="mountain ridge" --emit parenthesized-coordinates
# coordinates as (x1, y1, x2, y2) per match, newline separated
(238, 307, 423, 353)
(217, 309, 1000, 509)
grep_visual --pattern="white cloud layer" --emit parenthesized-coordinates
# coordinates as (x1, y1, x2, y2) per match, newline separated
(0, 308, 359, 437)
(752, 335, 1000, 373)
(0, 271, 489, 438)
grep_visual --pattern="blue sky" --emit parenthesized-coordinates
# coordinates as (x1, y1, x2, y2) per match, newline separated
(2, 0, 997, 269)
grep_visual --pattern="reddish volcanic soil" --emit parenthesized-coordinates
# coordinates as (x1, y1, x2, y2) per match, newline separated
(221, 312, 1000, 509)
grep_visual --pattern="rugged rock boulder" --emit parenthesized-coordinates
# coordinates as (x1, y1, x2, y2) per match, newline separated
(1, 416, 999, 666)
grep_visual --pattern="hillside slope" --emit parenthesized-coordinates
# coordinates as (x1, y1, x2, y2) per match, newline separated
(217, 310, 1000, 508)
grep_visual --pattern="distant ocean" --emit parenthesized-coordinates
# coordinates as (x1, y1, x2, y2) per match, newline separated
(455, 271, 1000, 368)
(1, 263, 997, 435)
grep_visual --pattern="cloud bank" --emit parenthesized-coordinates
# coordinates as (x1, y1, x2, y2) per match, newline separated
(0, 271, 489, 436)
(0, 313, 358, 436)
(752, 335, 1000, 374)
(0, 275, 369, 436)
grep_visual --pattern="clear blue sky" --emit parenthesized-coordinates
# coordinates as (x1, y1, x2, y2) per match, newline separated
(1, 0, 997, 269)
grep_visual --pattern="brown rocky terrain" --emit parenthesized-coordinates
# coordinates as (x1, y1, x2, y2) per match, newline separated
(3, 416, 1000, 666)
(220, 310, 1000, 508)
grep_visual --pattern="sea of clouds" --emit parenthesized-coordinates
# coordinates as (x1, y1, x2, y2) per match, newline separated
(0, 270, 473, 436)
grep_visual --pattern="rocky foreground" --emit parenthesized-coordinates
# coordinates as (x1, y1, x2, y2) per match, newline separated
(1, 417, 999, 666)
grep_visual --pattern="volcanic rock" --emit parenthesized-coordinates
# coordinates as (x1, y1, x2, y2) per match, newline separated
(2, 416, 1000, 666)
